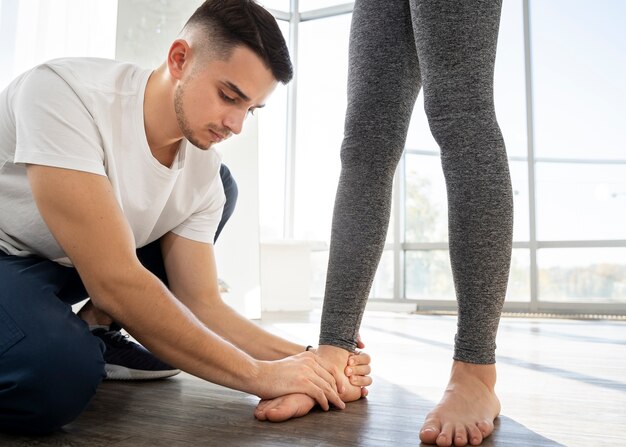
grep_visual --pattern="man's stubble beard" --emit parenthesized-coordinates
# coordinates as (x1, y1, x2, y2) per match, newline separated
(174, 83, 210, 150)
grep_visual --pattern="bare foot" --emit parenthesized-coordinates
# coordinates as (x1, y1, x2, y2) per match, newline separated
(419, 361, 500, 446)
(254, 345, 368, 422)
(254, 394, 315, 422)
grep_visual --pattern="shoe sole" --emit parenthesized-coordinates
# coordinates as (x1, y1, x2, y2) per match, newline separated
(105, 364, 181, 380)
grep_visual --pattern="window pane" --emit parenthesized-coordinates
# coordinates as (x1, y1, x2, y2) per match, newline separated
(299, 0, 351, 12)
(385, 182, 397, 245)
(405, 96, 439, 153)
(406, 249, 526, 302)
(508, 249, 530, 302)
(259, 21, 290, 240)
(259, 82, 288, 240)
(294, 14, 350, 241)
(310, 250, 329, 298)
(538, 248, 626, 303)
(370, 250, 394, 299)
(405, 250, 455, 300)
(531, 0, 626, 159)
(536, 163, 626, 241)
(404, 153, 526, 244)
(260, 0, 290, 12)
(510, 160, 530, 242)
(404, 154, 448, 243)
(495, 0, 527, 157)
(310, 249, 394, 299)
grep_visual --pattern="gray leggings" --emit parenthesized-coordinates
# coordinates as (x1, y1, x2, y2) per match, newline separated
(318, 0, 513, 364)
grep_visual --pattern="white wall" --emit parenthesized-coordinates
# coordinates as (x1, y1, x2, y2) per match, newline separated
(214, 123, 262, 319)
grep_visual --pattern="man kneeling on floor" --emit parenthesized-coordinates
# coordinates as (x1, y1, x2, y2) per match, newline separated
(0, 0, 371, 434)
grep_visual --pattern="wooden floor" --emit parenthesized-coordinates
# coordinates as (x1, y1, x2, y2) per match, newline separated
(1, 311, 624, 446)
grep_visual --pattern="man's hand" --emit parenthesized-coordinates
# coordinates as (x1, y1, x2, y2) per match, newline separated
(304, 345, 371, 395)
(255, 344, 373, 422)
(254, 352, 345, 411)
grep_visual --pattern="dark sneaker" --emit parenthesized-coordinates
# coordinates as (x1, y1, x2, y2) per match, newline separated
(91, 328, 181, 380)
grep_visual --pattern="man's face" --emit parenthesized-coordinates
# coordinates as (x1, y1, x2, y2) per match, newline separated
(174, 45, 277, 150)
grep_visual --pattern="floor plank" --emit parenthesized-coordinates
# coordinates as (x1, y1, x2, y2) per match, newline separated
(1, 312, 624, 446)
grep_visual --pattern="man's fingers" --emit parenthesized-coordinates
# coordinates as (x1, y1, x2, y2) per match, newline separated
(312, 352, 343, 389)
(308, 377, 345, 411)
(361, 387, 369, 397)
(323, 385, 346, 410)
(310, 355, 338, 391)
(307, 384, 330, 411)
(313, 373, 345, 410)
(306, 355, 345, 410)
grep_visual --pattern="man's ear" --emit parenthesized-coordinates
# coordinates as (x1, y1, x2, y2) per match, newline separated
(167, 39, 191, 81)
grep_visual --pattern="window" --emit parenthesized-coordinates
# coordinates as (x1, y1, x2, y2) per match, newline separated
(0, 0, 117, 90)
(259, 21, 290, 240)
(531, 0, 626, 160)
(299, 0, 349, 12)
(260, 0, 290, 11)
(293, 14, 351, 241)
(404, 154, 448, 243)
(538, 248, 626, 303)
(261, 0, 626, 312)
(536, 163, 626, 241)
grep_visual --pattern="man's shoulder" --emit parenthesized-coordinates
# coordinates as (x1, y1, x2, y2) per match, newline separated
(43, 57, 149, 95)
(44, 57, 137, 73)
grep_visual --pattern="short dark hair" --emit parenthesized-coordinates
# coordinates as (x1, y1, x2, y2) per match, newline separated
(184, 0, 293, 84)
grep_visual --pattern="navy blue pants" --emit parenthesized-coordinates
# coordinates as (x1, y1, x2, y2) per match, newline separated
(0, 165, 237, 435)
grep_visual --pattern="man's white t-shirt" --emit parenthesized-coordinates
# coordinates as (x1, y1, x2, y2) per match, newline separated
(0, 58, 226, 266)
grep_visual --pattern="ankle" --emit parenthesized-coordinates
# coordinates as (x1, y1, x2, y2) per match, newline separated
(317, 345, 351, 368)
(450, 360, 497, 390)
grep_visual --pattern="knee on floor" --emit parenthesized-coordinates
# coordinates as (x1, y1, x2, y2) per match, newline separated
(0, 329, 106, 435)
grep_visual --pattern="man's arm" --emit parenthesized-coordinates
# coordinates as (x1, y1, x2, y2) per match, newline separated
(26, 165, 344, 411)
(161, 231, 305, 361)
(160, 232, 372, 391)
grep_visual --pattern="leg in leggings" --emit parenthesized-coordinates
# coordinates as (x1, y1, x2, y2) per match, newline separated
(411, 0, 512, 364)
(319, 0, 511, 443)
(320, 0, 512, 366)
(319, 0, 421, 350)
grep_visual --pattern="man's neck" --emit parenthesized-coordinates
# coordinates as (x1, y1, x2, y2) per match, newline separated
(143, 64, 183, 167)
(153, 141, 182, 168)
